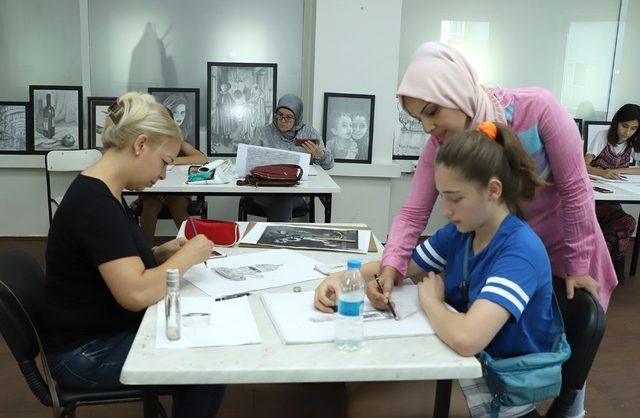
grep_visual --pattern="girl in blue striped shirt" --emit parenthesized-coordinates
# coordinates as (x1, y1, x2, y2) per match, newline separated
(315, 122, 554, 418)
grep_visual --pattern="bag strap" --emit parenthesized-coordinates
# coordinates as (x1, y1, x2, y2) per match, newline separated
(0, 281, 62, 418)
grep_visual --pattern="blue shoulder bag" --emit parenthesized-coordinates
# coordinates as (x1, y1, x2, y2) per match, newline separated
(463, 237, 571, 418)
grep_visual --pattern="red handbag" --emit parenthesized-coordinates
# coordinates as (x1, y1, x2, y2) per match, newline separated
(184, 218, 240, 246)
(236, 164, 303, 187)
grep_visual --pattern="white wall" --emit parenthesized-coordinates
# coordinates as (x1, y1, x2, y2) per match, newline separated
(312, 0, 404, 240)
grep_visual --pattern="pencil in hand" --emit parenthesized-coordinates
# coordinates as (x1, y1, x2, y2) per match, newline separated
(374, 274, 399, 320)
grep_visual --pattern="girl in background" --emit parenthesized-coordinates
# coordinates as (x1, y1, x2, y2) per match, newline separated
(585, 103, 640, 280)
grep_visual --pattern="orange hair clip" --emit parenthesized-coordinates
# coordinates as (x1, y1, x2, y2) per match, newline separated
(476, 121, 498, 140)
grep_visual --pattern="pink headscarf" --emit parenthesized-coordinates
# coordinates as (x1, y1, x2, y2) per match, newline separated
(397, 42, 506, 131)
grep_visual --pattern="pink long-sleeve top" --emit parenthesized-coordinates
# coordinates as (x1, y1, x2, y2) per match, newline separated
(383, 87, 617, 310)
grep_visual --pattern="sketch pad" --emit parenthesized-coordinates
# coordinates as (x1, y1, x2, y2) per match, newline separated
(261, 285, 436, 344)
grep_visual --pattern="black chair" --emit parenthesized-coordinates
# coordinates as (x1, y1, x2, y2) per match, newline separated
(545, 276, 606, 418)
(0, 249, 166, 418)
(237, 195, 315, 222)
(130, 195, 208, 225)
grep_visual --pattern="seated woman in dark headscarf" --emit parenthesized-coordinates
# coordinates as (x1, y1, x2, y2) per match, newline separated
(248, 94, 334, 221)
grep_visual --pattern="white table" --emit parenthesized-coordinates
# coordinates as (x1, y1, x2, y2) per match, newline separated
(124, 165, 341, 222)
(592, 179, 640, 277)
(120, 224, 482, 418)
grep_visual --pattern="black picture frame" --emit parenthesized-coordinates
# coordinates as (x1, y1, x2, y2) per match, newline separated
(87, 96, 116, 149)
(29, 85, 83, 153)
(148, 88, 200, 151)
(583, 120, 611, 155)
(207, 62, 277, 157)
(393, 100, 426, 160)
(574, 118, 583, 135)
(322, 92, 375, 164)
(0, 101, 31, 154)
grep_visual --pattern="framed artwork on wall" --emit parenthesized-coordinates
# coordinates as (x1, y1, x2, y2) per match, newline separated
(207, 62, 277, 156)
(322, 92, 374, 164)
(87, 96, 116, 149)
(29, 85, 83, 153)
(393, 100, 427, 160)
(574, 118, 583, 135)
(583, 120, 611, 154)
(0, 101, 30, 154)
(148, 88, 200, 150)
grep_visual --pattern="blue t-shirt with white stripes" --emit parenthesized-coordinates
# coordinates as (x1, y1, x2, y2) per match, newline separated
(412, 214, 554, 358)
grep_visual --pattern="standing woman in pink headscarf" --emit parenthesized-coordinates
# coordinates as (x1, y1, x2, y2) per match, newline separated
(316, 42, 612, 418)
(377, 42, 614, 309)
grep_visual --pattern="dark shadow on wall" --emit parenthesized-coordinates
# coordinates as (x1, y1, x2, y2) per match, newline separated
(128, 22, 178, 92)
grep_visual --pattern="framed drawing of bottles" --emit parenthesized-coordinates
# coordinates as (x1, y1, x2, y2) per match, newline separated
(29, 85, 83, 153)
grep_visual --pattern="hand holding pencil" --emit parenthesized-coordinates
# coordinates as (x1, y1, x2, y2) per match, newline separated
(366, 273, 397, 316)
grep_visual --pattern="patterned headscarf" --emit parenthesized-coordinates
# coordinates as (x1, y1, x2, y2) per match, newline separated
(273, 94, 305, 140)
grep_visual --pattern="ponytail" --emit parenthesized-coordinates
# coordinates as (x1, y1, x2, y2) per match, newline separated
(435, 122, 545, 219)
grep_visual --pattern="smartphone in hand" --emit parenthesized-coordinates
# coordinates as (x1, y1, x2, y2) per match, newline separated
(295, 138, 320, 147)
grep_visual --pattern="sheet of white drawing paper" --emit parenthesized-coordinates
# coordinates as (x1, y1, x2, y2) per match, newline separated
(261, 285, 437, 344)
(155, 296, 261, 349)
(235, 143, 311, 180)
(184, 249, 324, 299)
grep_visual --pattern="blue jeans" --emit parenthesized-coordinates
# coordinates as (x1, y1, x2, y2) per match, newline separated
(47, 330, 226, 418)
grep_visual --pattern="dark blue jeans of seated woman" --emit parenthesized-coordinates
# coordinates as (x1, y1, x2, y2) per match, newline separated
(46, 330, 226, 418)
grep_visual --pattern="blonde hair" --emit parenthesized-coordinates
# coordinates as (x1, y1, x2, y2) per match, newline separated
(101, 92, 182, 150)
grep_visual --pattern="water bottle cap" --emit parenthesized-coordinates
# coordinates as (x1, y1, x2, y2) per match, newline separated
(347, 259, 361, 269)
(166, 268, 180, 283)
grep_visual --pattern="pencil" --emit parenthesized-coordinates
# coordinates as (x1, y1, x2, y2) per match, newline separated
(187, 217, 198, 237)
(374, 274, 399, 320)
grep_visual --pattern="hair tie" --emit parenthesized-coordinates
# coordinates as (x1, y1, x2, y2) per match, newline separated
(107, 100, 124, 125)
(476, 121, 498, 140)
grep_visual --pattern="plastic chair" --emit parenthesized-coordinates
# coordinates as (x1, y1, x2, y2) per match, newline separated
(0, 248, 166, 418)
(45, 150, 103, 224)
(237, 195, 314, 222)
(545, 276, 606, 417)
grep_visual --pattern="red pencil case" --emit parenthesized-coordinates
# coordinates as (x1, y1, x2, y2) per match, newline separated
(184, 218, 240, 246)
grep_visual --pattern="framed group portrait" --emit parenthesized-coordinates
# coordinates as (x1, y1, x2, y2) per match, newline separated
(207, 62, 277, 156)
(149, 88, 200, 150)
(87, 96, 116, 149)
(29, 85, 83, 153)
(322, 93, 374, 164)
(0, 101, 30, 154)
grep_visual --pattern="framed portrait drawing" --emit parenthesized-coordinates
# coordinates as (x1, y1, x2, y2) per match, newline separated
(29, 85, 83, 153)
(207, 62, 277, 156)
(322, 93, 374, 164)
(393, 100, 427, 160)
(583, 120, 611, 155)
(0, 101, 30, 154)
(149, 88, 200, 150)
(88, 96, 116, 149)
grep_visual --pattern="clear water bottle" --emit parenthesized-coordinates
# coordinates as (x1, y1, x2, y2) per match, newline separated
(335, 259, 365, 351)
(165, 269, 181, 340)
